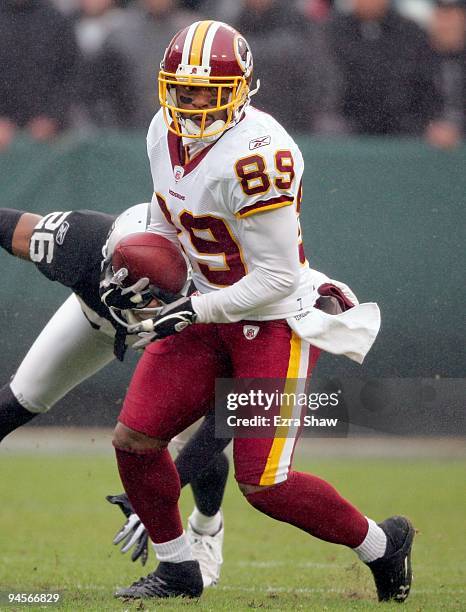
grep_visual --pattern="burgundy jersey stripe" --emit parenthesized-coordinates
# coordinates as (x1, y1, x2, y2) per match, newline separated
(298, 242, 306, 264)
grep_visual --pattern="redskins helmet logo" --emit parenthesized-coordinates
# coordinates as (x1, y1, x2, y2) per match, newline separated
(235, 35, 253, 78)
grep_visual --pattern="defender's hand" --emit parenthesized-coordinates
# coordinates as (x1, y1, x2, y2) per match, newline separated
(106, 493, 149, 565)
(100, 264, 152, 310)
(128, 296, 197, 342)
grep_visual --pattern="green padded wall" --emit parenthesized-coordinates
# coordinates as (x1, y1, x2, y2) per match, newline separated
(1, 134, 464, 428)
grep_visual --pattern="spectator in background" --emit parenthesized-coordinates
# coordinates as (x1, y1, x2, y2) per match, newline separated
(71, 0, 134, 130)
(328, 0, 441, 136)
(198, 0, 241, 22)
(0, 0, 79, 151)
(101, 0, 197, 128)
(297, 0, 335, 23)
(426, 0, 466, 149)
(234, 0, 344, 134)
(179, 0, 203, 8)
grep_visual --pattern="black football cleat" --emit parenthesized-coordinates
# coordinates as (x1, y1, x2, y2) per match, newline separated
(367, 516, 415, 603)
(115, 560, 203, 599)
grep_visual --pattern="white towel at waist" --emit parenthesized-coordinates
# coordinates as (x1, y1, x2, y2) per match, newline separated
(287, 271, 381, 364)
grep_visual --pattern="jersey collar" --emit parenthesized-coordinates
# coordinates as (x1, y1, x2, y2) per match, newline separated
(167, 131, 214, 177)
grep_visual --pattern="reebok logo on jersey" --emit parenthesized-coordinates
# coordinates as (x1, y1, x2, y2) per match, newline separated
(55, 221, 70, 245)
(249, 135, 271, 150)
(243, 325, 260, 340)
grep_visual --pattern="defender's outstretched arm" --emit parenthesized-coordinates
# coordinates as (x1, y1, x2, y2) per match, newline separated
(0, 209, 42, 260)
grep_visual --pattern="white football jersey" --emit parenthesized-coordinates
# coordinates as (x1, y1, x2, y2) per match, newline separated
(146, 106, 318, 322)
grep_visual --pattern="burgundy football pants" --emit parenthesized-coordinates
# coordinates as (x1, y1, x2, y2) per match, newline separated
(116, 320, 368, 546)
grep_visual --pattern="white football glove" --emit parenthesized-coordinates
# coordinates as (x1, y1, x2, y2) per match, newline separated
(106, 493, 149, 565)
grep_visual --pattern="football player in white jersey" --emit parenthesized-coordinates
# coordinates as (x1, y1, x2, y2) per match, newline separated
(105, 20, 414, 603)
(0, 204, 229, 585)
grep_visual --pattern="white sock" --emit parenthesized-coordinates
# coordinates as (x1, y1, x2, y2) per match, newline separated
(354, 518, 387, 563)
(189, 507, 222, 536)
(152, 531, 193, 563)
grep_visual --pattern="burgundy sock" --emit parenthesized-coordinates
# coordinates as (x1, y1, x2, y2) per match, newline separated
(246, 470, 368, 547)
(114, 446, 183, 543)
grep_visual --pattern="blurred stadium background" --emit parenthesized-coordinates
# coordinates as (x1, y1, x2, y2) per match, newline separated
(0, 0, 465, 609)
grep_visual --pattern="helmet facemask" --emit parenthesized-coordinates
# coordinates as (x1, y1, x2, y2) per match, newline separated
(159, 68, 250, 141)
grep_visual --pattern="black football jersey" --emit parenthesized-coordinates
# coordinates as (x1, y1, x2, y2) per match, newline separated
(30, 209, 116, 323)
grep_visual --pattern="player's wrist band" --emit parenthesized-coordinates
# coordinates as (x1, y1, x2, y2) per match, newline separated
(0, 208, 24, 255)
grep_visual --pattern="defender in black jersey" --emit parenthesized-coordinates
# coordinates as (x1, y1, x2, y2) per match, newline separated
(28, 208, 137, 360)
(30, 210, 116, 324)
(0, 205, 230, 586)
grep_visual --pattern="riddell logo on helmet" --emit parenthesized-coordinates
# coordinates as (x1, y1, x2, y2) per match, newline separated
(249, 136, 271, 150)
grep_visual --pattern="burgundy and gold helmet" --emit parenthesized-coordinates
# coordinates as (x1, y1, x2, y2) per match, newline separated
(159, 20, 254, 140)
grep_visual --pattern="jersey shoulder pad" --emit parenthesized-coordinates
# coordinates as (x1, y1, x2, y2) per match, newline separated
(147, 109, 166, 155)
(30, 210, 113, 287)
(30, 211, 73, 268)
(215, 108, 300, 173)
(215, 110, 303, 218)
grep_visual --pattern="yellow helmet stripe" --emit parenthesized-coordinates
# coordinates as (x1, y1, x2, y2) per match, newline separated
(189, 20, 214, 66)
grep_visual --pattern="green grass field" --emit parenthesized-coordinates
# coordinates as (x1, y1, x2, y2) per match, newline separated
(1, 449, 465, 611)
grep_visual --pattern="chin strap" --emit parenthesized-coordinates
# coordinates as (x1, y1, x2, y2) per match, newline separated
(248, 78, 260, 101)
(183, 118, 226, 144)
(233, 78, 260, 124)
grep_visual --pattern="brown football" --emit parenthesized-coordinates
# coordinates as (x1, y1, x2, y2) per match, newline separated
(112, 232, 187, 294)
